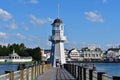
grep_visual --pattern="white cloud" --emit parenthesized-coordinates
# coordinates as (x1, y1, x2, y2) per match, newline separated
(84, 11, 104, 23)
(30, 0, 39, 4)
(0, 8, 13, 21)
(0, 32, 8, 39)
(29, 15, 46, 25)
(24, 26, 29, 31)
(65, 41, 81, 49)
(9, 22, 18, 30)
(15, 33, 26, 40)
(29, 15, 53, 26)
(103, 0, 107, 4)
(47, 17, 54, 22)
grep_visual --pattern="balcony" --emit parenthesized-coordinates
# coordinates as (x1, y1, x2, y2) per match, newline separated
(49, 36, 67, 41)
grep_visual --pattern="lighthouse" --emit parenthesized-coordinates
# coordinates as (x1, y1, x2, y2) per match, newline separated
(49, 18, 66, 67)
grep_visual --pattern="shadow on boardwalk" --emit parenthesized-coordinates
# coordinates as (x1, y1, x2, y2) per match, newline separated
(36, 67, 75, 80)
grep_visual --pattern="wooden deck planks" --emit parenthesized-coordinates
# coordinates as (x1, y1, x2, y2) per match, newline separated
(36, 67, 76, 80)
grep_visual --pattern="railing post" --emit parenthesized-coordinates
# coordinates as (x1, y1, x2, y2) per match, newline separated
(73, 64, 75, 77)
(38, 64, 40, 76)
(20, 69, 24, 80)
(97, 72, 106, 80)
(9, 71, 14, 80)
(80, 66, 82, 80)
(40, 65, 42, 74)
(33, 66, 35, 79)
(26, 66, 29, 80)
(31, 66, 33, 80)
(72, 64, 74, 77)
(70, 64, 71, 72)
(77, 66, 80, 80)
(89, 69, 93, 80)
(36, 65, 38, 77)
(42, 64, 44, 74)
(83, 67, 87, 80)
(34, 64, 37, 79)
(113, 76, 120, 80)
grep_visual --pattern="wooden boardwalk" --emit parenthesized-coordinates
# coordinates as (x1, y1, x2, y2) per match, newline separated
(36, 67, 76, 80)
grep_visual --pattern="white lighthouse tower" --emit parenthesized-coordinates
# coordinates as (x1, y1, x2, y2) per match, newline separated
(49, 18, 66, 67)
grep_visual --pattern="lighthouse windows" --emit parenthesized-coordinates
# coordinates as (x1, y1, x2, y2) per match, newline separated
(52, 25, 64, 30)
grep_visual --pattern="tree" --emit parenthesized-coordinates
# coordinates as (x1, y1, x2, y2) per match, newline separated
(0, 43, 42, 61)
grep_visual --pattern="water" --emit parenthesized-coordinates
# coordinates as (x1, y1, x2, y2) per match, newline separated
(84, 63, 120, 77)
(0, 63, 120, 77)
(0, 64, 18, 75)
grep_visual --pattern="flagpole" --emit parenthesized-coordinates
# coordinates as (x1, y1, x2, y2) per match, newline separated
(58, 3, 60, 18)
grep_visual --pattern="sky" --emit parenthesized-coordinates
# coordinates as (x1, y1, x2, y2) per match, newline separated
(0, 0, 120, 50)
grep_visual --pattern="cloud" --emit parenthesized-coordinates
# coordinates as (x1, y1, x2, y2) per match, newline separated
(0, 8, 13, 21)
(103, 0, 107, 4)
(47, 17, 54, 22)
(29, 15, 53, 26)
(15, 33, 26, 40)
(0, 32, 8, 39)
(24, 26, 29, 31)
(30, 0, 39, 4)
(84, 11, 104, 23)
(7, 22, 18, 30)
(65, 41, 81, 49)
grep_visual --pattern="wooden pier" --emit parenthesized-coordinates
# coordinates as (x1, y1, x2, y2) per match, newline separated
(0, 63, 120, 80)
(36, 67, 75, 80)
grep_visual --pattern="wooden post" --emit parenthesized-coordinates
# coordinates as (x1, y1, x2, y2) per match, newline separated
(83, 67, 87, 80)
(77, 66, 80, 80)
(35, 65, 38, 78)
(40, 65, 42, 74)
(89, 69, 93, 80)
(79, 66, 83, 80)
(26, 66, 29, 80)
(33, 66, 35, 80)
(9, 71, 14, 80)
(38, 64, 40, 76)
(31, 66, 33, 80)
(34, 65, 36, 78)
(42, 64, 44, 74)
(37, 65, 39, 77)
(113, 76, 120, 80)
(97, 72, 106, 80)
(74, 65, 77, 78)
(20, 69, 24, 80)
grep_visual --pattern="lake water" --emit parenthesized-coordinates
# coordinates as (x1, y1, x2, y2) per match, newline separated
(84, 63, 120, 77)
(0, 64, 18, 75)
(0, 63, 120, 77)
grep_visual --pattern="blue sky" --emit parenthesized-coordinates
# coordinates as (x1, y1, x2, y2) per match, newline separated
(0, 0, 120, 49)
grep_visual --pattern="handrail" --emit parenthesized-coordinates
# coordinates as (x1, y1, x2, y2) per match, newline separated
(64, 63, 120, 80)
(0, 64, 51, 80)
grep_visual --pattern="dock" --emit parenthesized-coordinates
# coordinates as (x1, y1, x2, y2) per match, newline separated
(0, 63, 120, 80)
(36, 67, 75, 80)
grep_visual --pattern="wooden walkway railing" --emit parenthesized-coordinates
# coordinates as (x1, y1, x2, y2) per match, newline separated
(0, 64, 51, 80)
(64, 64, 120, 80)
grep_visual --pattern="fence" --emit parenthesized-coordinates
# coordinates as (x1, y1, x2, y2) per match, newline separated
(64, 64, 120, 80)
(0, 64, 51, 80)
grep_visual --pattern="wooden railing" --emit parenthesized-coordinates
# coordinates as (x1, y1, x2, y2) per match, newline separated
(0, 64, 51, 80)
(64, 64, 120, 80)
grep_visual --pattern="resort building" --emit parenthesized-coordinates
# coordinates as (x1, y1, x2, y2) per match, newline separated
(80, 46, 103, 61)
(0, 50, 32, 62)
(68, 48, 81, 61)
(105, 48, 120, 61)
